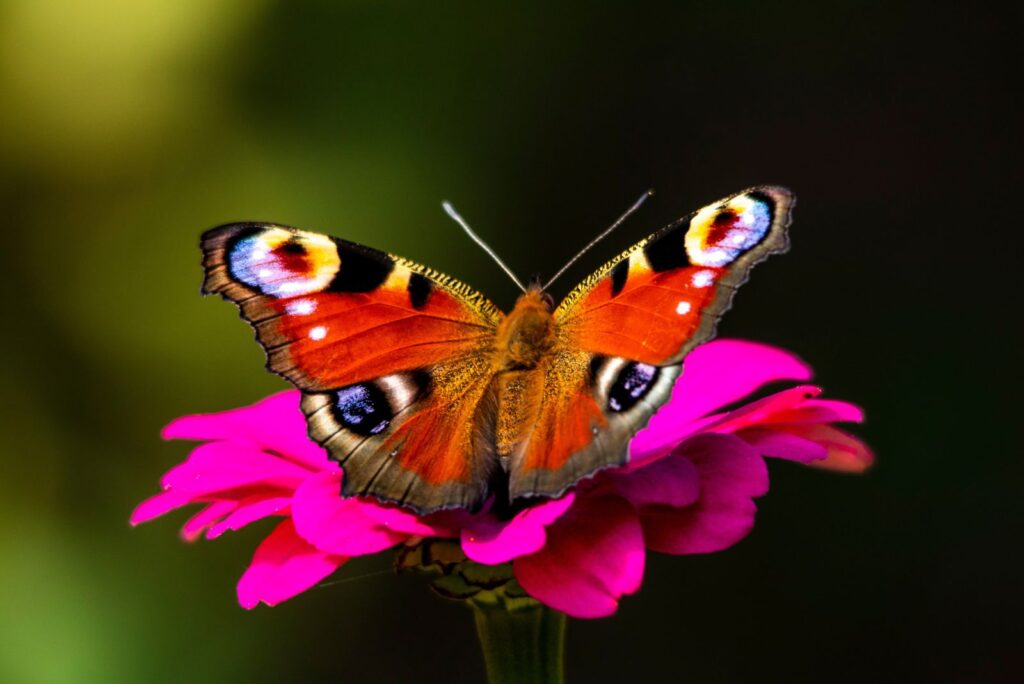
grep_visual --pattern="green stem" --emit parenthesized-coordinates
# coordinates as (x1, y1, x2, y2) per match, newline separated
(472, 601, 566, 684)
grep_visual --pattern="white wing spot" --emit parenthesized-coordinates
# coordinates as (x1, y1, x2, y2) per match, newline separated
(309, 325, 327, 341)
(286, 299, 317, 315)
(675, 300, 692, 315)
(692, 270, 715, 288)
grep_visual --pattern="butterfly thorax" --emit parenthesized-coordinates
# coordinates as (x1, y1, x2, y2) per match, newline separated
(495, 289, 556, 371)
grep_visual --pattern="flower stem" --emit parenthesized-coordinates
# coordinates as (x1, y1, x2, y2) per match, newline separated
(471, 601, 566, 684)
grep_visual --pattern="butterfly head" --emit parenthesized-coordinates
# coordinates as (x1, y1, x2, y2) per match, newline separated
(525, 274, 556, 309)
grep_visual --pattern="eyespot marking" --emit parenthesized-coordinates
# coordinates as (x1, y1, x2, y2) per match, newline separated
(685, 193, 774, 267)
(333, 383, 393, 436)
(228, 227, 340, 297)
(607, 362, 659, 413)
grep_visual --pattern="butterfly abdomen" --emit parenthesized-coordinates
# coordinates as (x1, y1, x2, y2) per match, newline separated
(490, 289, 561, 470)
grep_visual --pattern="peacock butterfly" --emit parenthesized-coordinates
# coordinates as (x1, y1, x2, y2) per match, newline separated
(200, 186, 794, 513)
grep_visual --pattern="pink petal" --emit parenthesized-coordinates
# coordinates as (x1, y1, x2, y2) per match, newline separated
(782, 424, 875, 473)
(237, 519, 347, 609)
(163, 391, 328, 470)
(738, 427, 828, 464)
(160, 441, 312, 496)
(358, 499, 456, 538)
(130, 490, 193, 525)
(461, 494, 576, 565)
(631, 340, 811, 458)
(206, 496, 292, 539)
(703, 385, 822, 435)
(760, 398, 864, 425)
(290, 471, 410, 555)
(611, 455, 700, 508)
(181, 500, 237, 541)
(515, 494, 645, 619)
(642, 433, 768, 555)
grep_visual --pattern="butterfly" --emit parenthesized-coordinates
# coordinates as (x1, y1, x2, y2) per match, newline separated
(200, 186, 794, 514)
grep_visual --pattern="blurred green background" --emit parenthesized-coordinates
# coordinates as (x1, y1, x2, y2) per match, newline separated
(1, 1, 1020, 682)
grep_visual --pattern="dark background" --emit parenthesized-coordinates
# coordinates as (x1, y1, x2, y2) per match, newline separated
(1, 2, 1020, 682)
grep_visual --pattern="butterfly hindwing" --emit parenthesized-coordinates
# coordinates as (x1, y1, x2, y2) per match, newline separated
(504, 349, 682, 500)
(201, 223, 502, 512)
(300, 359, 498, 512)
(506, 186, 795, 500)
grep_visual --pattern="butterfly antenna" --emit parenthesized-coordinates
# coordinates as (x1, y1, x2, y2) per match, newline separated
(542, 189, 654, 292)
(314, 568, 395, 589)
(443, 201, 528, 293)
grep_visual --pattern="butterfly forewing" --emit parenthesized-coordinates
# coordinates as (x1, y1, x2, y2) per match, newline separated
(201, 222, 503, 512)
(555, 186, 794, 365)
(505, 186, 795, 501)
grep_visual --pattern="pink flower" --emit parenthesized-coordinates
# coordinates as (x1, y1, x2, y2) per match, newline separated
(132, 339, 872, 618)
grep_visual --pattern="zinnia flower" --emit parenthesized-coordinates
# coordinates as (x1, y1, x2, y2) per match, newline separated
(132, 339, 871, 618)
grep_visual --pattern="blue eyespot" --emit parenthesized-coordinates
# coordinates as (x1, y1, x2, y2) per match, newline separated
(333, 383, 392, 436)
(608, 363, 659, 413)
(226, 227, 340, 297)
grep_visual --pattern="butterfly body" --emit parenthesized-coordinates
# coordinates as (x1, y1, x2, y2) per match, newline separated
(496, 289, 556, 369)
(201, 187, 794, 514)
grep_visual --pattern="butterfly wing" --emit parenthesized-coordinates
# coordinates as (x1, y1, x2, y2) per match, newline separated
(508, 186, 795, 500)
(201, 223, 502, 513)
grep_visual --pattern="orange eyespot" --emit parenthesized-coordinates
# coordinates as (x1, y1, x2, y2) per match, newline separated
(228, 228, 340, 296)
(685, 194, 772, 267)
